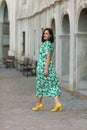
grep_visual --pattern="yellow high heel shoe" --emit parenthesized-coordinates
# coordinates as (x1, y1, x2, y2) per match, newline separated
(51, 104, 63, 112)
(32, 104, 44, 111)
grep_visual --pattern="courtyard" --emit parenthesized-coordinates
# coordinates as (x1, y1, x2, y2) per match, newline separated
(0, 67, 87, 130)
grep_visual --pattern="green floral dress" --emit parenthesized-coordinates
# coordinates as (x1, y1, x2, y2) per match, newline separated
(36, 41, 61, 97)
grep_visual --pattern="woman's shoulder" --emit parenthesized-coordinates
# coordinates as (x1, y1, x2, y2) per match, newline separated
(44, 40, 54, 46)
(44, 41, 54, 52)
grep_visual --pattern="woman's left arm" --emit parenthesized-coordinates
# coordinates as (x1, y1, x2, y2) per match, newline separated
(44, 55, 52, 76)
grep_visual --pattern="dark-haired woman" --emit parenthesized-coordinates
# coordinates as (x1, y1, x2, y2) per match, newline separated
(32, 28, 62, 112)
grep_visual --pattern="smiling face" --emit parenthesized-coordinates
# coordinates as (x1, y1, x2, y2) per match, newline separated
(43, 30, 51, 41)
(42, 28, 54, 43)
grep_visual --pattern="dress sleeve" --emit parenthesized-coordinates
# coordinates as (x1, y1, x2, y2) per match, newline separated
(45, 41, 54, 56)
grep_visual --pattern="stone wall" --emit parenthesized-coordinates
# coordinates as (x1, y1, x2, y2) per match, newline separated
(0, 0, 18, 58)
(16, 0, 87, 91)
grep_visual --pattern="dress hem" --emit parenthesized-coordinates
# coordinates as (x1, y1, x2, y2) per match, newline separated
(36, 94, 61, 98)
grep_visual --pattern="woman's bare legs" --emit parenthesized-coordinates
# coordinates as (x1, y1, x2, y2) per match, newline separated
(36, 97, 60, 106)
(32, 97, 43, 111)
(51, 97, 62, 112)
(33, 97, 62, 111)
(54, 97, 61, 106)
(37, 97, 43, 106)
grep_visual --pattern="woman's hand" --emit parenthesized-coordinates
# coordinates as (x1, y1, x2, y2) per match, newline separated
(44, 69, 48, 76)
(44, 54, 51, 76)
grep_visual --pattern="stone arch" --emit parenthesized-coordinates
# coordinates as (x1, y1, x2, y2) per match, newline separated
(0, 0, 9, 21)
(0, 0, 10, 59)
(60, 8, 70, 32)
(76, 8, 87, 89)
(62, 14, 70, 34)
(76, 7, 83, 32)
(78, 8, 87, 32)
(76, 1, 87, 32)
(4, 3, 8, 22)
(51, 18, 56, 37)
(61, 13, 70, 83)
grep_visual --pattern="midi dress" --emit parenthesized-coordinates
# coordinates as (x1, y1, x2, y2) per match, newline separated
(36, 40, 61, 97)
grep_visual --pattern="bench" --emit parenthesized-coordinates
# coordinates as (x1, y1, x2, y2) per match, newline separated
(5, 56, 15, 68)
(18, 57, 30, 72)
(23, 60, 37, 77)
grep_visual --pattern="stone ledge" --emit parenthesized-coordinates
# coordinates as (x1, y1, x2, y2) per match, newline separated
(62, 87, 87, 100)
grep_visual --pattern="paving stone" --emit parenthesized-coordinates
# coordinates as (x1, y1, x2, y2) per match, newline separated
(0, 68, 87, 130)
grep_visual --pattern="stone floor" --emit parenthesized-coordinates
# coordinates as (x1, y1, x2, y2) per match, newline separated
(78, 90, 87, 97)
(0, 67, 87, 130)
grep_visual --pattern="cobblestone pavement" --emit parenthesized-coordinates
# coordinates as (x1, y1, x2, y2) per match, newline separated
(0, 67, 87, 130)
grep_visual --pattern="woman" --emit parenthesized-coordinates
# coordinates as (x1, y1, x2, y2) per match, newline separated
(32, 28, 62, 112)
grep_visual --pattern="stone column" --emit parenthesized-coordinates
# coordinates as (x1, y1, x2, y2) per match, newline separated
(29, 18, 34, 59)
(27, 19, 31, 58)
(24, 19, 29, 57)
(0, 22, 3, 59)
(69, 0, 76, 91)
(8, 0, 17, 56)
(55, 3, 61, 77)
(35, 15, 40, 60)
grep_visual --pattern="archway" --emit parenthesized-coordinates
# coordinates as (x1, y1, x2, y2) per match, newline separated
(0, 1, 9, 60)
(61, 14, 70, 83)
(77, 8, 87, 89)
(51, 19, 56, 64)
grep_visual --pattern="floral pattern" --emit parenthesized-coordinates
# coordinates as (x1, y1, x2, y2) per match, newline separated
(36, 41, 61, 97)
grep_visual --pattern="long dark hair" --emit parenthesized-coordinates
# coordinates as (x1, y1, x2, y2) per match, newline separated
(41, 28, 54, 43)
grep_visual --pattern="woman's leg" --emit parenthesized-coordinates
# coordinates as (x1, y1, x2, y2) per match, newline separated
(54, 97, 61, 106)
(37, 97, 43, 106)
(32, 97, 43, 111)
(51, 97, 62, 112)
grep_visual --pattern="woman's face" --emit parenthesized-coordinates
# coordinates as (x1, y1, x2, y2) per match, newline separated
(43, 30, 51, 41)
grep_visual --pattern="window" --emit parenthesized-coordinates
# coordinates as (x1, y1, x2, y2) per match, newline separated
(22, 32, 25, 54)
(3, 35, 9, 45)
